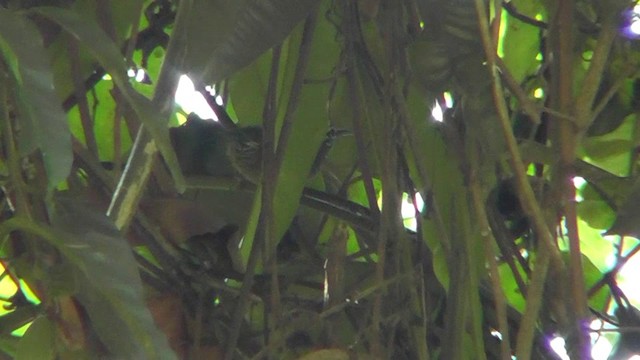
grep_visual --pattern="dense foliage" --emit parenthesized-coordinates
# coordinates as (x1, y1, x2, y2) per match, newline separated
(0, 0, 639, 359)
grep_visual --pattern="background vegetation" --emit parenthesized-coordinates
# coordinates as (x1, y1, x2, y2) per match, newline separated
(0, 0, 639, 359)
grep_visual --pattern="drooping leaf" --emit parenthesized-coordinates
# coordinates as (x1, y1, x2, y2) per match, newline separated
(51, 194, 176, 359)
(0, 9, 72, 188)
(201, 0, 322, 83)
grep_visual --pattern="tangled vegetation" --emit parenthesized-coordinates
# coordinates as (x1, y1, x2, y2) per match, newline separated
(0, 0, 639, 359)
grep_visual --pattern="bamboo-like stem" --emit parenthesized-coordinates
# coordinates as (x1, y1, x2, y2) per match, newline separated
(471, 0, 559, 260)
(515, 247, 551, 358)
(0, 76, 32, 219)
(469, 176, 511, 360)
(573, 15, 619, 131)
(68, 38, 99, 157)
(472, 0, 563, 358)
(495, 57, 540, 125)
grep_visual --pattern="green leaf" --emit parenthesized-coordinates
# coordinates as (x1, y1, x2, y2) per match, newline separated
(201, 0, 322, 83)
(0, 9, 72, 188)
(51, 195, 176, 359)
(229, 50, 277, 126)
(15, 316, 55, 360)
(578, 221, 615, 272)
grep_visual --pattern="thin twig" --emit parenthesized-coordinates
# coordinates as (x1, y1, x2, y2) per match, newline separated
(495, 57, 541, 125)
(470, 176, 512, 360)
(274, 10, 319, 167)
(503, 1, 548, 29)
(343, 8, 381, 215)
(68, 37, 99, 157)
(589, 69, 639, 127)
(0, 77, 32, 219)
(263, 43, 282, 350)
(515, 247, 551, 358)
(473, 0, 559, 261)
(574, 15, 619, 131)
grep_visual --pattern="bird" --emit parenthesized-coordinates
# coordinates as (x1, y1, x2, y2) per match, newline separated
(225, 125, 350, 184)
(225, 126, 264, 184)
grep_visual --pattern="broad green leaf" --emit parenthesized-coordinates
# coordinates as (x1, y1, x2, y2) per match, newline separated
(15, 316, 55, 360)
(0, 9, 72, 188)
(201, 0, 322, 83)
(32, 6, 185, 191)
(161, 0, 246, 81)
(51, 195, 175, 359)
(229, 50, 279, 126)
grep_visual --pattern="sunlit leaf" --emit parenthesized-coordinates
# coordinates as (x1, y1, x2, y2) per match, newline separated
(0, 305, 39, 336)
(67, 79, 133, 161)
(501, 0, 545, 83)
